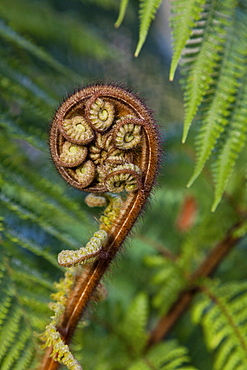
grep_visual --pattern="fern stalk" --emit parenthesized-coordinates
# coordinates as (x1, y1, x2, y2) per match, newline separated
(40, 85, 160, 369)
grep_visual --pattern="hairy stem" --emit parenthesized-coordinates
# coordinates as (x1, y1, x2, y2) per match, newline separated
(147, 220, 245, 348)
(40, 84, 160, 369)
(40, 192, 149, 370)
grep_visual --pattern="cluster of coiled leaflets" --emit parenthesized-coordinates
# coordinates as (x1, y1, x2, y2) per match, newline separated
(41, 85, 159, 370)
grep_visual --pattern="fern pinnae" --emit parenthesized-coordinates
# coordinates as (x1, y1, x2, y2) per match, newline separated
(0, 305, 23, 362)
(115, 0, 130, 28)
(134, 0, 163, 57)
(181, 0, 235, 143)
(11, 338, 35, 370)
(192, 281, 247, 370)
(169, 0, 206, 81)
(211, 28, 247, 210)
(1, 325, 31, 370)
(121, 293, 149, 355)
(187, 11, 244, 188)
(129, 340, 197, 370)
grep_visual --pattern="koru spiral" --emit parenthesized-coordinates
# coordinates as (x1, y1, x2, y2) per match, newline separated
(50, 84, 157, 196)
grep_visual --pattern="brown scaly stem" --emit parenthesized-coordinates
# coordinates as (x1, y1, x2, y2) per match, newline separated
(40, 85, 160, 369)
(147, 219, 245, 349)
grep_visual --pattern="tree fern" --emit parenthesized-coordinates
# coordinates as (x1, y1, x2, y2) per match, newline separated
(1, 1, 247, 369)
(192, 281, 247, 370)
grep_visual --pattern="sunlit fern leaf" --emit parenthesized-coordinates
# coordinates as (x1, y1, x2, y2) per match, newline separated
(187, 6, 247, 194)
(120, 293, 149, 356)
(181, 0, 235, 143)
(134, 0, 163, 57)
(115, 0, 130, 27)
(192, 281, 247, 370)
(211, 49, 247, 208)
(169, 0, 206, 81)
(128, 340, 197, 370)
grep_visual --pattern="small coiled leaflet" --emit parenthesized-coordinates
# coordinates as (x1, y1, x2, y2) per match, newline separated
(58, 230, 108, 267)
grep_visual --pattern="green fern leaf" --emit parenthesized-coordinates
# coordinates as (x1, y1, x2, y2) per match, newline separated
(0, 221, 61, 370)
(145, 255, 186, 315)
(181, 0, 235, 142)
(135, 0, 163, 57)
(115, 0, 130, 27)
(211, 54, 247, 208)
(120, 293, 149, 355)
(192, 281, 247, 370)
(11, 338, 35, 370)
(169, 0, 206, 81)
(128, 340, 197, 369)
(187, 8, 247, 190)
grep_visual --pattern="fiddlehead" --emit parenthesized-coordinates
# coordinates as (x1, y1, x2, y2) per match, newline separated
(41, 84, 160, 370)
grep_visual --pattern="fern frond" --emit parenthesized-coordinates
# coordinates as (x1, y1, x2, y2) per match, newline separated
(120, 293, 149, 355)
(128, 340, 197, 369)
(192, 281, 247, 370)
(187, 8, 247, 188)
(135, 0, 163, 57)
(4, 230, 58, 269)
(211, 72, 247, 210)
(0, 273, 37, 369)
(145, 254, 186, 315)
(115, 0, 130, 27)
(180, 0, 235, 142)
(0, 164, 90, 247)
(0, 134, 89, 221)
(0, 219, 62, 369)
(169, 0, 206, 81)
